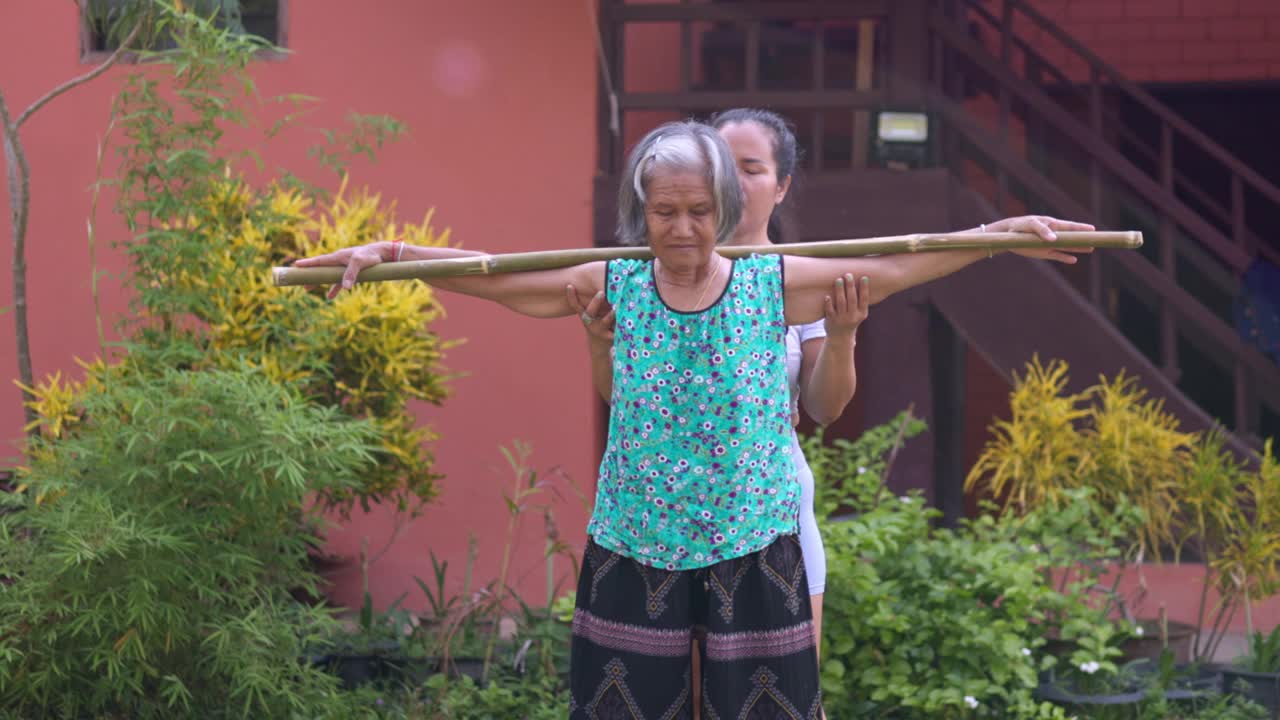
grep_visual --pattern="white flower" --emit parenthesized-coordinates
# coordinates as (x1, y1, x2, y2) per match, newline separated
(1134, 625, 1145, 637)
(857, 466, 867, 474)
(900, 495, 913, 503)
(1022, 648, 1032, 657)
(964, 695, 979, 709)
(1079, 661, 1100, 674)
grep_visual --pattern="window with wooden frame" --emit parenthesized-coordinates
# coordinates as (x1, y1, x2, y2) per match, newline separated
(82, 0, 285, 57)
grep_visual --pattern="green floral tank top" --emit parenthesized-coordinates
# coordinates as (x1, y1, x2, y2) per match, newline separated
(587, 254, 799, 571)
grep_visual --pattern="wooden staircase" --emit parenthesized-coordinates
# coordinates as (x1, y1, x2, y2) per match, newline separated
(925, 0, 1280, 446)
(589, 0, 1280, 504)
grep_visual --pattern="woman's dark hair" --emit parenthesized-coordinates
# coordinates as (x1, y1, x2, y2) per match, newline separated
(709, 107, 802, 243)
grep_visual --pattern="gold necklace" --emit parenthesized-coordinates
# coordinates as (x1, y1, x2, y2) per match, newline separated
(659, 258, 720, 311)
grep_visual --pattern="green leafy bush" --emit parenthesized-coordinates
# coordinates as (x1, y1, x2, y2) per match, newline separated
(22, 0, 451, 517)
(421, 673, 570, 719)
(0, 367, 379, 718)
(800, 409, 926, 518)
(808, 413, 1140, 719)
(820, 496, 1071, 718)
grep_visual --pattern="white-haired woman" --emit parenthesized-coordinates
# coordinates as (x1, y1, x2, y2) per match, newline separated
(295, 120, 1091, 717)
(567, 108, 1092, 718)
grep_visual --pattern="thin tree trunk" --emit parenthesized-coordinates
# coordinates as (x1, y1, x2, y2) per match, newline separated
(0, 15, 141, 440)
(0, 95, 36, 437)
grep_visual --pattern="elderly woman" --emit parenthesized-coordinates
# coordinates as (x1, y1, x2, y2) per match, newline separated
(295, 120, 1091, 717)
(569, 108, 1091, 718)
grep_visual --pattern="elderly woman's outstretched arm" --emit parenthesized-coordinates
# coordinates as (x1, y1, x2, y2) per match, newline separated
(781, 215, 1095, 325)
(293, 240, 607, 319)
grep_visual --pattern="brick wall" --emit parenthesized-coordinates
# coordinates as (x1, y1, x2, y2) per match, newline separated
(1023, 0, 1280, 83)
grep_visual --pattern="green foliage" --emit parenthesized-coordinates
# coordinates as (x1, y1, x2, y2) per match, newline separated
(85, 0, 271, 52)
(310, 113, 409, 178)
(800, 408, 927, 517)
(510, 596, 573, 685)
(1181, 695, 1272, 720)
(1057, 691, 1269, 720)
(23, 0, 452, 515)
(0, 367, 379, 718)
(108, 1, 449, 515)
(2, 1, 458, 715)
(420, 673, 570, 720)
(1239, 624, 1280, 674)
(108, 3, 275, 326)
(810, 412, 1143, 719)
(967, 358, 1194, 559)
(992, 490, 1146, 688)
(968, 359, 1280, 662)
(820, 496, 1070, 718)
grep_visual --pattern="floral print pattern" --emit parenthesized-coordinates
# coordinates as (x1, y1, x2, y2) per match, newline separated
(587, 255, 799, 571)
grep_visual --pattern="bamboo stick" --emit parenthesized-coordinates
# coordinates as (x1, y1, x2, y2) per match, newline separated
(272, 230, 1143, 288)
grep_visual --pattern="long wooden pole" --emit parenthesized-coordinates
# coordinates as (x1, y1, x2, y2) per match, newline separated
(272, 230, 1143, 288)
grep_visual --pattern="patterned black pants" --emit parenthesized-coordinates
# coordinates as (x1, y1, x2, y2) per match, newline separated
(568, 535, 822, 719)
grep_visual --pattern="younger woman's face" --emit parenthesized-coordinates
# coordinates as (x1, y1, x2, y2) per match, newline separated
(717, 120, 791, 239)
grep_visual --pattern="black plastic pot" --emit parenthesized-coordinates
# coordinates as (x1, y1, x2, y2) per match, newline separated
(1128, 658, 1222, 701)
(310, 640, 405, 689)
(439, 656, 486, 681)
(1036, 680, 1146, 707)
(1035, 660, 1221, 708)
(1036, 666, 1145, 706)
(1221, 667, 1280, 718)
(311, 652, 493, 690)
(322, 654, 396, 689)
(1120, 619, 1198, 664)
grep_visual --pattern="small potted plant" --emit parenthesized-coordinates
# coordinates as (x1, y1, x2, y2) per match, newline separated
(313, 540, 414, 689)
(405, 543, 492, 683)
(1037, 607, 1148, 707)
(1223, 625, 1280, 715)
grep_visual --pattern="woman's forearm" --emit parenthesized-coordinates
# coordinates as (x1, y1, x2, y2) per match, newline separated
(394, 243, 502, 297)
(588, 343, 614, 402)
(875, 248, 989, 300)
(387, 242, 603, 317)
(394, 243, 483, 261)
(802, 335, 857, 426)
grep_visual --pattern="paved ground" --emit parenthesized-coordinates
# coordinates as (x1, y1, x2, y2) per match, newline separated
(1212, 632, 1250, 664)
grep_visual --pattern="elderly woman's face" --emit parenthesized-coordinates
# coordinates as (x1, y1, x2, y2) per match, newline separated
(643, 169, 718, 266)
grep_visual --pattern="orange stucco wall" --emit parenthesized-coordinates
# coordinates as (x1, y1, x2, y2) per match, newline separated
(0, 1, 598, 612)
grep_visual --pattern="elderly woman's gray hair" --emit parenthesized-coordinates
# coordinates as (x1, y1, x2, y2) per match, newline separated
(616, 121, 744, 246)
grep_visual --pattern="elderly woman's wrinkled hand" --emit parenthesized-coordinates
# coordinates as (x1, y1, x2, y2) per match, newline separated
(823, 273, 869, 341)
(984, 215, 1096, 264)
(293, 241, 392, 298)
(566, 285, 616, 347)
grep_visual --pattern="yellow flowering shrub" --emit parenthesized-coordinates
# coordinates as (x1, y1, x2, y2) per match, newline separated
(22, 178, 453, 516)
(965, 357, 1090, 514)
(966, 357, 1194, 558)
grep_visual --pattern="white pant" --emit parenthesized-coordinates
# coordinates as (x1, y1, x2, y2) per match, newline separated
(791, 432, 826, 596)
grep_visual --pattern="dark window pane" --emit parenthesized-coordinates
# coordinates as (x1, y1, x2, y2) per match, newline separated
(86, 0, 281, 53)
(822, 19, 884, 91)
(698, 23, 747, 92)
(240, 0, 280, 43)
(758, 22, 815, 91)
